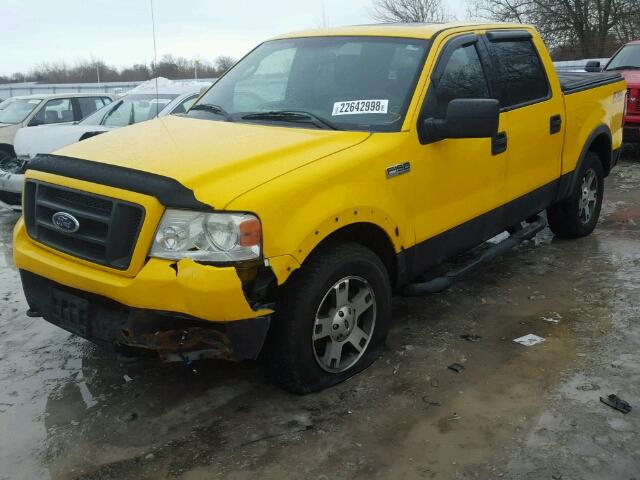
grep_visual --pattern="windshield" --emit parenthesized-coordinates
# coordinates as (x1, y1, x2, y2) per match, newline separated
(0, 98, 42, 124)
(92, 93, 178, 127)
(192, 36, 429, 132)
(606, 44, 640, 70)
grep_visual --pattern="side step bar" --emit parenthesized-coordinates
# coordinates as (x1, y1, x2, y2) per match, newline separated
(402, 215, 547, 296)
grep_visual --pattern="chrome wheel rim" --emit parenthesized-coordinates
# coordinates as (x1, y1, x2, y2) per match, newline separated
(312, 276, 377, 373)
(578, 168, 598, 224)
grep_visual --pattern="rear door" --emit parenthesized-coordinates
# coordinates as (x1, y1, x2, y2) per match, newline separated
(481, 30, 564, 203)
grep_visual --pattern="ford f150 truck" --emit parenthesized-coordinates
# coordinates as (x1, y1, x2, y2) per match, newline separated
(14, 23, 625, 393)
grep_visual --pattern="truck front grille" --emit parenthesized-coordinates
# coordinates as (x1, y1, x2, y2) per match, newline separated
(23, 180, 145, 270)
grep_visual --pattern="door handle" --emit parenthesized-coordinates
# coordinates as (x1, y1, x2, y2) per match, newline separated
(492, 131, 508, 155)
(550, 114, 562, 134)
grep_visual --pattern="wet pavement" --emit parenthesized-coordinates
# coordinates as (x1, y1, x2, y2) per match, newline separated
(1, 149, 639, 480)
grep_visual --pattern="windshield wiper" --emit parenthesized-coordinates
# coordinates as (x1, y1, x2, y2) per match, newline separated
(241, 110, 338, 130)
(190, 103, 234, 122)
(606, 65, 640, 71)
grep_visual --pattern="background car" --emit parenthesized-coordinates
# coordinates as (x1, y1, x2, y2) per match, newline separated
(0, 81, 208, 210)
(0, 93, 115, 165)
(605, 40, 640, 142)
(585, 40, 640, 142)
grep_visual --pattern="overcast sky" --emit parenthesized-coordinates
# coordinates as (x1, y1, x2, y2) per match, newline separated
(2, 0, 468, 76)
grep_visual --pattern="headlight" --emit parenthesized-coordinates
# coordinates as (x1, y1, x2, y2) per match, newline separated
(150, 209, 261, 263)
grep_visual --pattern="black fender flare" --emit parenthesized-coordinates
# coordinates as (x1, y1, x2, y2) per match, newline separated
(555, 124, 612, 202)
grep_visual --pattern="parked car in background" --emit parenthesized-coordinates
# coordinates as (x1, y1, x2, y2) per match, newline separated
(0, 93, 115, 164)
(0, 81, 207, 210)
(586, 40, 640, 142)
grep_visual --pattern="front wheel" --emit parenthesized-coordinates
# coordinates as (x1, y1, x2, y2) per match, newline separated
(267, 242, 392, 394)
(547, 151, 604, 239)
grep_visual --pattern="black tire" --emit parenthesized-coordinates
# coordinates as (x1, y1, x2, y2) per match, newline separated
(267, 242, 392, 394)
(547, 151, 604, 239)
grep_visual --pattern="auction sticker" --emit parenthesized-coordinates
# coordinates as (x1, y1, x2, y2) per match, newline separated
(332, 99, 389, 116)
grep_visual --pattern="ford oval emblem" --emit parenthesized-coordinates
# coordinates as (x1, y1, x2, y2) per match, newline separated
(52, 211, 80, 233)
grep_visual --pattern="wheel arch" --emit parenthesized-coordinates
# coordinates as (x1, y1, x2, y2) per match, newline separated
(558, 124, 612, 202)
(286, 221, 401, 289)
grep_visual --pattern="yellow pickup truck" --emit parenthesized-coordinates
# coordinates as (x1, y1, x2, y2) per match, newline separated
(14, 23, 625, 393)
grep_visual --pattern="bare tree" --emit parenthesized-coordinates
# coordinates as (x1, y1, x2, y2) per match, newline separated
(373, 0, 450, 23)
(214, 56, 237, 75)
(471, 0, 640, 58)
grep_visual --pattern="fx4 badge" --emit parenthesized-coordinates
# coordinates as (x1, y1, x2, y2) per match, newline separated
(386, 162, 411, 179)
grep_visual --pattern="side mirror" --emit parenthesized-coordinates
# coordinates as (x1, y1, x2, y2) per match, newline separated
(422, 98, 499, 144)
(585, 61, 601, 72)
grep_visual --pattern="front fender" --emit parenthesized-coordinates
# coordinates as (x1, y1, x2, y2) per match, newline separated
(226, 134, 415, 285)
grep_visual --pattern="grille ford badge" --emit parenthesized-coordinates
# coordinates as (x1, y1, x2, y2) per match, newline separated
(52, 212, 80, 233)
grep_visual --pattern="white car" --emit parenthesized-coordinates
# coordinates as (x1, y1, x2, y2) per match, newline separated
(0, 93, 115, 163)
(0, 81, 209, 210)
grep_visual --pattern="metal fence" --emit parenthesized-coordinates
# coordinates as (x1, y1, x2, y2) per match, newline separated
(0, 78, 217, 99)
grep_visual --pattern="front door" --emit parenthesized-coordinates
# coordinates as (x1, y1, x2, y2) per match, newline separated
(410, 32, 508, 269)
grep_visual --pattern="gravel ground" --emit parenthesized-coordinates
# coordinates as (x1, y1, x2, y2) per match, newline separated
(1, 147, 639, 480)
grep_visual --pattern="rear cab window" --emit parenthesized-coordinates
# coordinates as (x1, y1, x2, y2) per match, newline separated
(482, 32, 550, 109)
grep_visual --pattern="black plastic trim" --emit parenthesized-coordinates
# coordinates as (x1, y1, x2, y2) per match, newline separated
(27, 154, 214, 211)
(550, 114, 562, 134)
(492, 131, 508, 155)
(557, 71, 624, 95)
(400, 178, 559, 281)
(486, 29, 532, 42)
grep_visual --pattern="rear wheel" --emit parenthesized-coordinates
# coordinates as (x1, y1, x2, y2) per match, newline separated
(547, 151, 604, 239)
(267, 242, 392, 394)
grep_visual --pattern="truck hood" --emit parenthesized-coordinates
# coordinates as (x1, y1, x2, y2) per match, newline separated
(619, 70, 640, 87)
(15, 123, 112, 158)
(55, 115, 371, 208)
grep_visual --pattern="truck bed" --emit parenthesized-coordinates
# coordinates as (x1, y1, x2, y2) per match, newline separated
(557, 71, 623, 95)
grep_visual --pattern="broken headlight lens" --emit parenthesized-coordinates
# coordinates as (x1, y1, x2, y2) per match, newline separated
(150, 209, 261, 263)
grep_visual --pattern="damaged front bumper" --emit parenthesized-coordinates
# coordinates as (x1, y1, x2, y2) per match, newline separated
(14, 218, 280, 360)
(20, 270, 271, 361)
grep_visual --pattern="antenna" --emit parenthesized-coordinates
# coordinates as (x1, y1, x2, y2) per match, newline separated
(150, 0, 159, 117)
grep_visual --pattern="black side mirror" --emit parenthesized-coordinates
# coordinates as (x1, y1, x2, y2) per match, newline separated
(585, 61, 601, 72)
(423, 98, 500, 144)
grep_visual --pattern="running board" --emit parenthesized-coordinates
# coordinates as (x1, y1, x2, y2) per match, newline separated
(402, 215, 547, 296)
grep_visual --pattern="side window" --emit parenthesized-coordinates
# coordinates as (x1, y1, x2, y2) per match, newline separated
(486, 39, 549, 107)
(171, 95, 198, 114)
(31, 98, 74, 125)
(424, 43, 489, 119)
(77, 97, 106, 118)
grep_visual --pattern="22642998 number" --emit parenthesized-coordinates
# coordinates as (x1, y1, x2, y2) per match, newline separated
(332, 99, 389, 116)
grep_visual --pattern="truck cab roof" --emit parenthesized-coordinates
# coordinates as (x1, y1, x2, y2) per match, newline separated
(271, 22, 531, 41)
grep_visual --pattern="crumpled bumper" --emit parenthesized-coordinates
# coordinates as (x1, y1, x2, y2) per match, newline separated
(20, 269, 271, 361)
(0, 167, 25, 210)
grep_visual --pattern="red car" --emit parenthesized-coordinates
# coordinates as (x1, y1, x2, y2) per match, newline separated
(599, 40, 640, 142)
